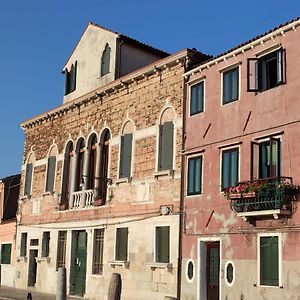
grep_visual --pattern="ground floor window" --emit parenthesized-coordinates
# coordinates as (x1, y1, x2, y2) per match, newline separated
(42, 232, 50, 257)
(20, 232, 27, 257)
(259, 235, 279, 286)
(93, 229, 104, 274)
(57, 231, 67, 270)
(1, 244, 12, 264)
(155, 226, 170, 263)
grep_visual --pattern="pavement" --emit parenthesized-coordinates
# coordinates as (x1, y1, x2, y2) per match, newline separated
(0, 286, 81, 300)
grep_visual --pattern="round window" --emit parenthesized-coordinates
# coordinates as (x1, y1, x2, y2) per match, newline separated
(225, 261, 235, 286)
(187, 260, 194, 281)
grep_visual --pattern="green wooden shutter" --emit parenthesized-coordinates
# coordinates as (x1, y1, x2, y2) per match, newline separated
(64, 68, 70, 95)
(46, 156, 56, 192)
(119, 134, 132, 178)
(116, 228, 128, 261)
(24, 163, 33, 196)
(158, 122, 174, 171)
(101, 44, 111, 76)
(156, 226, 170, 263)
(20, 233, 27, 257)
(42, 232, 50, 257)
(1, 244, 12, 264)
(260, 236, 279, 286)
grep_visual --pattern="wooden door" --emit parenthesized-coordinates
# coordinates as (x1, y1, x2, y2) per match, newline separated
(206, 242, 220, 300)
(28, 250, 38, 287)
(73, 231, 87, 296)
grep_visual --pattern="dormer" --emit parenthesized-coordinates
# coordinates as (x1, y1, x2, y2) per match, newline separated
(62, 22, 169, 103)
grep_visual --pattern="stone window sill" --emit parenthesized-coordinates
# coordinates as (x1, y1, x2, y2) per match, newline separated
(35, 257, 50, 263)
(115, 177, 132, 185)
(146, 262, 173, 271)
(20, 195, 30, 201)
(16, 256, 27, 262)
(109, 260, 130, 268)
(153, 170, 174, 179)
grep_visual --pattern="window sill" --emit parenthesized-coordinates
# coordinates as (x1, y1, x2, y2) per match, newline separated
(16, 256, 27, 263)
(42, 191, 55, 197)
(35, 257, 50, 263)
(153, 170, 174, 179)
(254, 283, 283, 289)
(109, 260, 130, 268)
(20, 195, 31, 201)
(146, 262, 173, 271)
(115, 177, 132, 185)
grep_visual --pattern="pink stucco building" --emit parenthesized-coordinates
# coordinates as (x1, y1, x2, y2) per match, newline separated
(181, 17, 300, 299)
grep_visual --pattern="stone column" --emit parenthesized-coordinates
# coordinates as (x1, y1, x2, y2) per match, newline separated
(94, 144, 103, 199)
(68, 152, 77, 209)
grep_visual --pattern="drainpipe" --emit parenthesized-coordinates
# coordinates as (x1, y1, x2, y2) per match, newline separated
(177, 57, 188, 300)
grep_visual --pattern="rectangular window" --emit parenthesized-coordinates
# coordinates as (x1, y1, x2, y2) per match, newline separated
(247, 48, 285, 92)
(251, 138, 280, 179)
(221, 148, 239, 190)
(57, 231, 67, 270)
(93, 229, 104, 274)
(42, 232, 50, 257)
(187, 156, 202, 195)
(223, 67, 239, 104)
(30, 239, 39, 246)
(119, 133, 133, 178)
(24, 163, 33, 196)
(158, 121, 174, 171)
(46, 156, 56, 192)
(1, 244, 12, 264)
(115, 228, 128, 261)
(155, 226, 170, 263)
(190, 81, 204, 115)
(64, 61, 77, 95)
(20, 233, 27, 257)
(260, 236, 279, 286)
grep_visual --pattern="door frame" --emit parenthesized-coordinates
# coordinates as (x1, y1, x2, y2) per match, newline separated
(197, 237, 222, 300)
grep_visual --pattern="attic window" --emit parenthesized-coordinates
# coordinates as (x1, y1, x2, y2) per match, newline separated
(64, 61, 77, 95)
(101, 44, 111, 76)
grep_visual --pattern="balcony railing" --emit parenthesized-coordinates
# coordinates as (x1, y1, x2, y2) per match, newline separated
(225, 177, 300, 219)
(70, 189, 95, 209)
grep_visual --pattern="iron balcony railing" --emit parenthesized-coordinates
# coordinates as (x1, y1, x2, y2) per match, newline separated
(226, 177, 299, 214)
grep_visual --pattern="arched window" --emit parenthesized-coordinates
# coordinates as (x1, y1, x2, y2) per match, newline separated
(158, 108, 174, 171)
(98, 129, 110, 204)
(87, 134, 97, 190)
(24, 153, 35, 196)
(61, 142, 74, 206)
(45, 145, 58, 193)
(74, 138, 85, 192)
(101, 44, 111, 77)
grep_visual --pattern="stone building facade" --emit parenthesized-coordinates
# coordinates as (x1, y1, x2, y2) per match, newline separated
(181, 17, 300, 300)
(16, 23, 208, 299)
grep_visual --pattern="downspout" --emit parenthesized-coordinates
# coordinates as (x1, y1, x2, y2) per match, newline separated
(177, 57, 188, 300)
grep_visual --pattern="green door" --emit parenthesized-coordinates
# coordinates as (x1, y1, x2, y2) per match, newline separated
(73, 231, 87, 296)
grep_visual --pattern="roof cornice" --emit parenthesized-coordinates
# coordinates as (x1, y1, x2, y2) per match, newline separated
(21, 49, 192, 129)
(184, 17, 300, 77)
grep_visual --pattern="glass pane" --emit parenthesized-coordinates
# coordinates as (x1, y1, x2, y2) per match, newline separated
(188, 159, 195, 194)
(223, 73, 231, 103)
(230, 150, 238, 186)
(195, 157, 202, 193)
(222, 152, 230, 189)
(231, 69, 238, 100)
(191, 82, 203, 114)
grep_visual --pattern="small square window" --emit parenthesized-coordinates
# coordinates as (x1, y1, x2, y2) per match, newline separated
(187, 156, 202, 195)
(190, 81, 204, 115)
(155, 226, 170, 263)
(223, 67, 239, 104)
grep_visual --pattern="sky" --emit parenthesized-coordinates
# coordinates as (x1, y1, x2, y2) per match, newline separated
(0, 0, 299, 178)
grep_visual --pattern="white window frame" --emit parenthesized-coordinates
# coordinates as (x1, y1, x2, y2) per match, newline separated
(188, 78, 205, 116)
(186, 153, 204, 197)
(154, 225, 171, 264)
(220, 63, 241, 106)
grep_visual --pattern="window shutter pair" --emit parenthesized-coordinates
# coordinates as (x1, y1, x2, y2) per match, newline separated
(260, 236, 279, 286)
(247, 49, 285, 92)
(46, 156, 56, 192)
(158, 122, 174, 171)
(24, 163, 33, 196)
(119, 134, 133, 178)
(155, 226, 170, 263)
(115, 228, 128, 261)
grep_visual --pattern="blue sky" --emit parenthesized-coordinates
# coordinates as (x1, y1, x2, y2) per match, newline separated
(0, 0, 299, 178)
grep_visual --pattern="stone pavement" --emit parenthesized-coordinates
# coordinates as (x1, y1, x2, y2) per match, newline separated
(0, 286, 80, 300)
